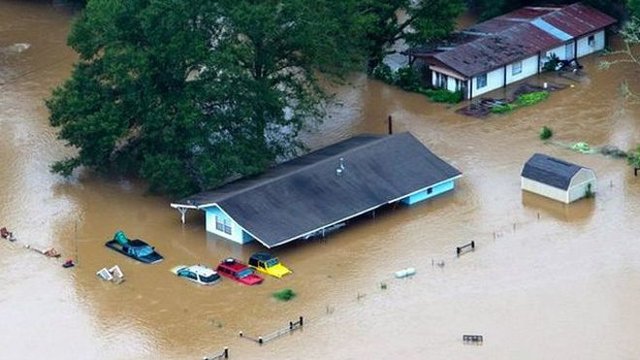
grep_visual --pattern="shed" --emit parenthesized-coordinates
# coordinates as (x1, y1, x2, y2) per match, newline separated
(171, 132, 462, 248)
(521, 153, 596, 203)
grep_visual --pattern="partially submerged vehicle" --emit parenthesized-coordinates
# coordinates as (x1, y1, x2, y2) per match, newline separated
(105, 231, 163, 264)
(216, 258, 263, 285)
(171, 265, 221, 285)
(248, 252, 292, 278)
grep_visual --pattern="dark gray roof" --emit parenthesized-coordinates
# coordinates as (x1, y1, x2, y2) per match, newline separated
(521, 153, 585, 190)
(173, 132, 461, 248)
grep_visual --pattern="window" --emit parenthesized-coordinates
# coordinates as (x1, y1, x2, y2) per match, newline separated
(512, 61, 522, 75)
(215, 215, 232, 235)
(427, 187, 433, 195)
(476, 73, 487, 89)
(588, 35, 595, 47)
(436, 72, 448, 88)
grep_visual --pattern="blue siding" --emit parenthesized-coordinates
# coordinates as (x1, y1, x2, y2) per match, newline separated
(204, 205, 254, 244)
(401, 180, 455, 205)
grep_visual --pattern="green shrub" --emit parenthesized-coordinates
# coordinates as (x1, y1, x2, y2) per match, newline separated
(628, 146, 640, 168)
(273, 288, 296, 301)
(539, 126, 553, 140)
(542, 53, 560, 71)
(395, 66, 421, 91)
(585, 183, 595, 198)
(424, 89, 463, 103)
(372, 64, 394, 84)
(516, 91, 549, 106)
(491, 103, 515, 113)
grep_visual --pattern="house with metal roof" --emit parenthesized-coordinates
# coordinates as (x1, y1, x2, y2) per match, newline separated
(408, 3, 616, 99)
(171, 132, 462, 248)
(521, 153, 596, 204)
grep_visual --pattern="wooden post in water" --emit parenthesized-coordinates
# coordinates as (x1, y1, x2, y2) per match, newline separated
(388, 115, 393, 135)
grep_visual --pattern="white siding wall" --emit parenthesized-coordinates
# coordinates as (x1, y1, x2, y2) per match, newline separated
(545, 43, 571, 61)
(506, 55, 538, 85)
(567, 168, 597, 203)
(576, 30, 605, 57)
(472, 67, 504, 97)
(447, 76, 457, 92)
(521, 177, 568, 203)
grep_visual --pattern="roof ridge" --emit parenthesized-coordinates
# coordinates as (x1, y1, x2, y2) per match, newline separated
(206, 133, 395, 205)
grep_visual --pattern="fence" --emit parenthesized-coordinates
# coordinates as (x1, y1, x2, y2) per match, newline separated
(239, 316, 304, 345)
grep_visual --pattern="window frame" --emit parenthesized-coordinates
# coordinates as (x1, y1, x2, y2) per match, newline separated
(215, 215, 232, 235)
(512, 61, 523, 76)
(476, 73, 487, 89)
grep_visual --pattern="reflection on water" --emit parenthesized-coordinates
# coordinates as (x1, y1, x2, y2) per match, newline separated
(521, 191, 595, 222)
(1, 1, 640, 359)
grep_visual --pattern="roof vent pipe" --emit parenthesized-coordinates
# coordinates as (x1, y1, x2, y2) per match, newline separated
(336, 157, 345, 176)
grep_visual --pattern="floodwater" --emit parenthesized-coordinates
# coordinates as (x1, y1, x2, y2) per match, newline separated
(1, 2, 640, 359)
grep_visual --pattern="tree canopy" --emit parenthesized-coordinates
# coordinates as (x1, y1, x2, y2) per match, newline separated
(48, 0, 363, 196)
(357, 0, 465, 72)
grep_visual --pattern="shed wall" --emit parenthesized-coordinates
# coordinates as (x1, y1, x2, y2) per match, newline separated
(567, 168, 597, 202)
(521, 177, 569, 203)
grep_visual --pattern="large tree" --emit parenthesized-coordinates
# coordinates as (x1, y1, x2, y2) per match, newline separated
(357, 0, 465, 72)
(47, 0, 362, 196)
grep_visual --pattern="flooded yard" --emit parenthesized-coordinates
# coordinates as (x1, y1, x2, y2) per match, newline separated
(1, 1, 639, 359)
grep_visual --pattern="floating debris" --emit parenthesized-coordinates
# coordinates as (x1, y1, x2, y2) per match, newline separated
(25, 244, 60, 258)
(394, 267, 416, 279)
(463, 334, 484, 344)
(97, 265, 125, 283)
(1, 227, 16, 242)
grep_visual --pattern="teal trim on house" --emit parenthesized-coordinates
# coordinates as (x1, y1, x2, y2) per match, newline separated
(204, 205, 254, 244)
(401, 179, 455, 205)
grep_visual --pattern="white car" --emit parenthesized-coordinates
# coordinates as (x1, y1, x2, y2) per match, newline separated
(171, 265, 221, 285)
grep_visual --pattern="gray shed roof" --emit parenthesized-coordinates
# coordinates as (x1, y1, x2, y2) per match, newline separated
(172, 132, 462, 248)
(521, 153, 586, 190)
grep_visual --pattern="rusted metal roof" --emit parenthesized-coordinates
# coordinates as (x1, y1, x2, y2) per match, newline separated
(409, 2, 616, 78)
(466, 18, 520, 35)
(541, 3, 616, 37)
(498, 7, 557, 21)
(433, 23, 562, 77)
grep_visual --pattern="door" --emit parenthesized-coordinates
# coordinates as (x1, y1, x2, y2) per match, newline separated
(565, 43, 573, 60)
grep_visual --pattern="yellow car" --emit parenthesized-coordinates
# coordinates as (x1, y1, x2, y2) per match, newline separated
(248, 252, 292, 278)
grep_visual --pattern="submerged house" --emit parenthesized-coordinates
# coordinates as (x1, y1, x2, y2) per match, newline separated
(407, 3, 616, 99)
(171, 132, 462, 248)
(521, 153, 596, 204)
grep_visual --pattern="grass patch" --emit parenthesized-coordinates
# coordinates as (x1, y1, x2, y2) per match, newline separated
(423, 88, 463, 103)
(515, 91, 549, 106)
(491, 91, 550, 114)
(539, 126, 553, 140)
(490, 103, 515, 113)
(273, 288, 296, 301)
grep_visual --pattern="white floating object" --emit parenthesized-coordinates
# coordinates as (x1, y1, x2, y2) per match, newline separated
(97, 265, 125, 283)
(97, 268, 114, 281)
(394, 267, 416, 279)
(109, 265, 124, 280)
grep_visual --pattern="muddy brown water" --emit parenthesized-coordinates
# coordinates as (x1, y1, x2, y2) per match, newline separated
(1, 2, 640, 359)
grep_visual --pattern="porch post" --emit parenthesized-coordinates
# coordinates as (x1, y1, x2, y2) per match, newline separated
(177, 207, 188, 224)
